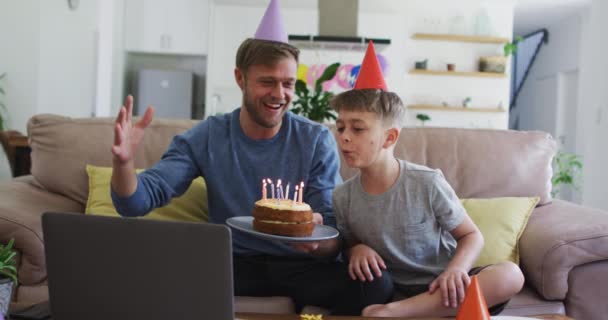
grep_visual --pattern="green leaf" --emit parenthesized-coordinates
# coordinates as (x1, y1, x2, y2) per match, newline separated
(314, 63, 340, 93)
(295, 79, 309, 97)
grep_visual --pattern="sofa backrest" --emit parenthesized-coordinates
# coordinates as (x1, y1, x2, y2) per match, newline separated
(27, 114, 197, 205)
(27, 114, 557, 206)
(331, 126, 557, 205)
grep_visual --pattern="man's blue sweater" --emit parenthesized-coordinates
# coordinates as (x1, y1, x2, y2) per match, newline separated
(112, 108, 342, 257)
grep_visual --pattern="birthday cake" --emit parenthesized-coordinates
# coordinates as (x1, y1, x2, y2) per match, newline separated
(252, 199, 314, 237)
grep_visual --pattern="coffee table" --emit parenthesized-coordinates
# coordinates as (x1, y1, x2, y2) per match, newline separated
(235, 312, 573, 320)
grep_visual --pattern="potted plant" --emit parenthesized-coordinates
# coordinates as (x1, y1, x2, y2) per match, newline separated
(0, 238, 18, 317)
(291, 63, 339, 123)
(479, 36, 523, 73)
(416, 113, 431, 126)
(551, 151, 583, 198)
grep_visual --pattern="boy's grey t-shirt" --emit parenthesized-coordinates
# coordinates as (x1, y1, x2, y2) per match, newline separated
(333, 160, 466, 286)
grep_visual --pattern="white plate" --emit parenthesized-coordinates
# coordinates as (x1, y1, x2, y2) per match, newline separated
(226, 216, 339, 242)
(492, 317, 541, 320)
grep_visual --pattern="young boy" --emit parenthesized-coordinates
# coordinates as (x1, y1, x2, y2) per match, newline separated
(331, 43, 525, 318)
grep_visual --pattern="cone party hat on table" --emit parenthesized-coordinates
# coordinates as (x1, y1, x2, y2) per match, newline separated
(353, 41, 388, 91)
(455, 275, 491, 320)
(254, 0, 288, 43)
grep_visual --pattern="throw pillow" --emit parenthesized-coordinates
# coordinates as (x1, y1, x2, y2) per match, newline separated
(85, 165, 208, 222)
(461, 197, 540, 267)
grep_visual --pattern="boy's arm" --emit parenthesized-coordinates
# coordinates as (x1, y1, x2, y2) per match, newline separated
(446, 214, 484, 271)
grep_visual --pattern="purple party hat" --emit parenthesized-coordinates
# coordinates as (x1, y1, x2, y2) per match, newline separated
(254, 0, 288, 43)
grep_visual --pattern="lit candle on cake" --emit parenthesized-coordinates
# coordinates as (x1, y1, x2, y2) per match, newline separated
(299, 181, 304, 204)
(293, 185, 299, 206)
(285, 183, 290, 202)
(269, 179, 274, 199)
(277, 180, 283, 202)
(262, 179, 267, 200)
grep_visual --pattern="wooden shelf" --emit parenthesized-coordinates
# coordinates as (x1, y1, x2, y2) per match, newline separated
(409, 69, 507, 78)
(411, 33, 510, 44)
(408, 104, 506, 113)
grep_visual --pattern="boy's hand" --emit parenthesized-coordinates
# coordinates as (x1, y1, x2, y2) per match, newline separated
(429, 267, 470, 308)
(348, 244, 386, 282)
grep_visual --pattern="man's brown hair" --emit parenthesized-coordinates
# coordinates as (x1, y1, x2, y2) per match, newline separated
(331, 89, 406, 127)
(235, 38, 300, 73)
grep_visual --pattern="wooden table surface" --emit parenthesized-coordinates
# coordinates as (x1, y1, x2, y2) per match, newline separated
(235, 313, 573, 320)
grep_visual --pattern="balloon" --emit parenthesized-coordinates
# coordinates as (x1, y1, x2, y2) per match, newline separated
(306, 64, 326, 87)
(348, 65, 361, 88)
(335, 64, 354, 89)
(297, 64, 309, 83)
(376, 54, 389, 74)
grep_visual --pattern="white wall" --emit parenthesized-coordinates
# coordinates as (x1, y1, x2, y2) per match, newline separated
(0, 0, 120, 133)
(0, 0, 41, 133)
(37, 0, 99, 118)
(205, 0, 515, 129)
(577, 0, 608, 209)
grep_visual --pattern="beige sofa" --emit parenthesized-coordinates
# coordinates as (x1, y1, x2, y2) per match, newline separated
(1, 114, 607, 319)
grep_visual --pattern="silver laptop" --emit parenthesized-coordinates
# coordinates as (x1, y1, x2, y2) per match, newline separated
(42, 212, 234, 320)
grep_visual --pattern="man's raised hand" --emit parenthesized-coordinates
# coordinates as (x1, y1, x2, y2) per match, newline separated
(111, 95, 154, 164)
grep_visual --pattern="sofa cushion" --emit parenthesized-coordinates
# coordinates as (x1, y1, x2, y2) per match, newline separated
(331, 126, 557, 205)
(501, 286, 565, 316)
(27, 114, 197, 205)
(462, 197, 539, 267)
(85, 165, 208, 222)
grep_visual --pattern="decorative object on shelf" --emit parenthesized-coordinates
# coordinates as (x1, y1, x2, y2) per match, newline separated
(0, 238, 18, 317)
(415, 59, 428, 70)
(462, 97, 472, 108)
(416, 113, 431, 126)
(411, 33, 509, 44)
(551, 151, 583, 198)
(449, 14, 468, 35)
(479, 36, 523, 74)
(479, 56, 506, 73)
(447, 63, 456, 72)
(291, 63, 339, 123)
(442, 101, 449, 107)
(473, 8, 494, 36)
(0, 73, 6, 130)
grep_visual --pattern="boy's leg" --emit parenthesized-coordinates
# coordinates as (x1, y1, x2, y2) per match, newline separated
(363, 261, 524, 318)
(331, 268, 394, 315)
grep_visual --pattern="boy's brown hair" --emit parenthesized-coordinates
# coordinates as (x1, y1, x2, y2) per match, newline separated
(236, 38, 300, 73)
(331, 89, 406, 127)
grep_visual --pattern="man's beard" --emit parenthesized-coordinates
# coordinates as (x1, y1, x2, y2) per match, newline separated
(242, 86, 287, 129)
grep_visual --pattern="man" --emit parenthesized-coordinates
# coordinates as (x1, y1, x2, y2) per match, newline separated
(110, 0, 391, 314)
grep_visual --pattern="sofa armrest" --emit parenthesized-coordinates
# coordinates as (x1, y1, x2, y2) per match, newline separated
(0, 176, 83, 285)
(519, 199, 608, 300)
